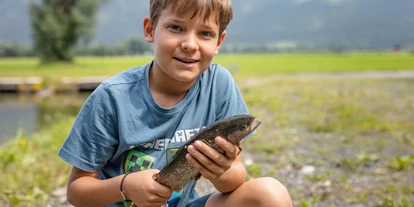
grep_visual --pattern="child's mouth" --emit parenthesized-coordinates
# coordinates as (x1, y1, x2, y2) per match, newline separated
(174, 57, 199, 64)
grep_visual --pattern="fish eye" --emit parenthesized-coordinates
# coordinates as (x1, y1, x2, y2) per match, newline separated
(240, 124, 247, 130)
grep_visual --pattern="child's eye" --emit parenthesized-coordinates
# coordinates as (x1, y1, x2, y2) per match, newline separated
(199, 31, 213, 38)
(169, 25, 182, 31)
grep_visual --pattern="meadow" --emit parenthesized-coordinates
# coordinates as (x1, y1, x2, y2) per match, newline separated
(0, 53, 413, 206)
(1, 53, 414, 79)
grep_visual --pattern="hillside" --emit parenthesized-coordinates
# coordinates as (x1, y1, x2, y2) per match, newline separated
(1, 0, 414, 49)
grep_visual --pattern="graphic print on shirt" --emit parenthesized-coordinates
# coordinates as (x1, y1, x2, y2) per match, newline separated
(139, 127, 201, 151)
(123, 149, 156, 173)
(166, 148, 179, 162)
(117, 126, 202, 207)
(118, 149, 157, 207)
(118, 147, 185, 207)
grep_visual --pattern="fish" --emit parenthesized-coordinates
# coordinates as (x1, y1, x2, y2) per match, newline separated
(153, 114, 261, 192)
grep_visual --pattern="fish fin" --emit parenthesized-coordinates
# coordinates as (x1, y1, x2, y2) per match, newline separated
(237, 143, 242, 155)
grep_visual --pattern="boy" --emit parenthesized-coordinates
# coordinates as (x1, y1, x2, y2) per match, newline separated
(58, 0, 292, 206)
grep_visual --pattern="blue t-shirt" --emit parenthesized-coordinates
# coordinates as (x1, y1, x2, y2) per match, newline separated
(58, 61, 250, 207)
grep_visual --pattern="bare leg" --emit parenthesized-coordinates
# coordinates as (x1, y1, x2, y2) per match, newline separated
(205, 177, 292, 207)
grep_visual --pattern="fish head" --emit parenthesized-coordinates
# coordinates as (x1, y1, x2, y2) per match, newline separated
(224, 114, 262, 144)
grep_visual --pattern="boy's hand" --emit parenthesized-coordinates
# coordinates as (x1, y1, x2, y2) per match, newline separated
(186, 136, 239, 181)
(123, 169, 172, 207)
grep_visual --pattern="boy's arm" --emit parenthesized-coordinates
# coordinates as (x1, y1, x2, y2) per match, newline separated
(66, 167, 125, 207)
(67, 167, 172, 207)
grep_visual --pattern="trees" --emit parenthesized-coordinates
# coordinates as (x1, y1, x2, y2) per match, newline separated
(75, 38, 152, 56)
(30, 0, 106, 62)
(0, 41, 34, 57)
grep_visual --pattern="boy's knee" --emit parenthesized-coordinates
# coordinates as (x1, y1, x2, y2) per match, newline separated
(247, 177, 292, 207)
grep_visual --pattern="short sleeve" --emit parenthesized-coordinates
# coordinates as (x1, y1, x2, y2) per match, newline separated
(212, 65, 256, 141)
(58, 83, 119, 172)
(214, 66, 249, 120)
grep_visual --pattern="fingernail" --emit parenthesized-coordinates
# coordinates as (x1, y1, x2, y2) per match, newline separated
(186, 153, 194, 160)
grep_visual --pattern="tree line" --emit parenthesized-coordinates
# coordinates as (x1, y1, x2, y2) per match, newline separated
(0, 38, 152, 58)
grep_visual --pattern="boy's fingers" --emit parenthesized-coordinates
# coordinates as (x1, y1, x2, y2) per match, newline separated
(215, 137, 237, 159)
(154, 184, 173, 199)
(192, 137, 237, 162)
(188, 144, 229, 175)
(186, 153, 217, 179)
(193, 140, 228, 162)
(188, 145, 219, 167)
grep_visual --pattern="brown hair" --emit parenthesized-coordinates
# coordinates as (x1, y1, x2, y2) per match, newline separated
(149, 0, 233, 36)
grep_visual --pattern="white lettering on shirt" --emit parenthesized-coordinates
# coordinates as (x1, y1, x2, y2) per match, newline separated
(175, 130, 186, 142)
(140, 127, 201, 151)
(154, 139, 165, 150)
(185, 129, 196, 141)
(164, 139, 171, 150)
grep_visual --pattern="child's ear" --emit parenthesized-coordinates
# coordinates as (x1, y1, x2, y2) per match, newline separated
(215, 31, 227, 55)
(143, 16, 154, 43)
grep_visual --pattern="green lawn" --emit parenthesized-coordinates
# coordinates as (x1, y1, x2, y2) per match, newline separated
(1, 53, 413, 79)
(215, 53, 414, 76)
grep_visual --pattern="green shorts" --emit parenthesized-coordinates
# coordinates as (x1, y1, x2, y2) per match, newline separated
(185, 194, 213, 207)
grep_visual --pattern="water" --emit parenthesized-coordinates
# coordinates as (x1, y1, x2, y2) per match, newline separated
(0, 92, 91, 144)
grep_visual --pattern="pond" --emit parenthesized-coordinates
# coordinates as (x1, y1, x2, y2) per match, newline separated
(0, 92, 91, 144)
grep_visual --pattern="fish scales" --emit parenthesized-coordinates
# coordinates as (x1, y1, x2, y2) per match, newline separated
(153, 114, 261, 192)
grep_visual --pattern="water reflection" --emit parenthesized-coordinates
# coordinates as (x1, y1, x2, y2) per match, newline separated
(0, 92, 91, 143)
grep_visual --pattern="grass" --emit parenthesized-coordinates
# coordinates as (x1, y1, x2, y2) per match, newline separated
(0, 118, 74, 206)
(1, 53, 414, 79)
(215, 53, 414, 76)
(242, 77, 414, 206)
(1, 53, 414, 206)
(0, 56, 152, 79)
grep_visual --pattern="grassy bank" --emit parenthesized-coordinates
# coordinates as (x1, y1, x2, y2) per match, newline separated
(1, 53, 414, 79)
(0, 117, 74, 206)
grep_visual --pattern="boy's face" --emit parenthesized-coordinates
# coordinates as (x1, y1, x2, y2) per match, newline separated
(144, 8, 226, 84)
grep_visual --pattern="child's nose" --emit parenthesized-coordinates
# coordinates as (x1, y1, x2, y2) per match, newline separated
(181, 33, 199, 52)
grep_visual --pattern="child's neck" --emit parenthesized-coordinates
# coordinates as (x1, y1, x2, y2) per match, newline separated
(149, 67, 195, 108)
